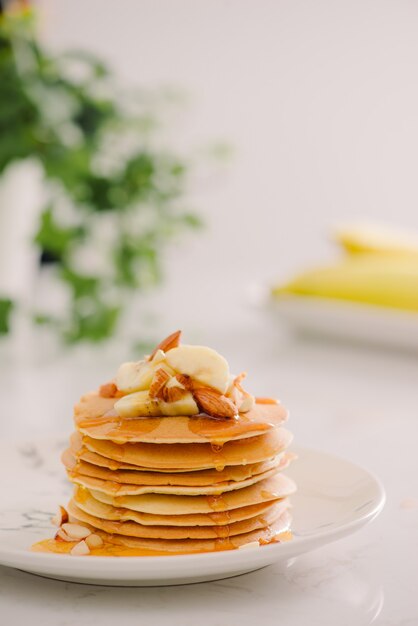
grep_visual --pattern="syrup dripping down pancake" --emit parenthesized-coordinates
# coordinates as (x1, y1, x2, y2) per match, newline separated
(69, 432, 188, 472)
(66, 464, 280, 496)
(63, 446, 293, 487)
(67, 498, 288, 539)
(74, 392, 288, 444)
(73, 485, 286, 527)
(81, 428, 293, 471)
(68, 510, 292, 554)
(88, 474, 296, 515)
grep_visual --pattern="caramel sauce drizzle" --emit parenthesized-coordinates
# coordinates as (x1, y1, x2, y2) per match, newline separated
(206, 494, 228, 511)
(76, 401, 286, 445)
(254, 397, 279, 405)
(32, 528, 292, 557)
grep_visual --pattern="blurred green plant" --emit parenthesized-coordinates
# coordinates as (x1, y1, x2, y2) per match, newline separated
(0, 5, 202, 342)
(0, 297, 13, 335)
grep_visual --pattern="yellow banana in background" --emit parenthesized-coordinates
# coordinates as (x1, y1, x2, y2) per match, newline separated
(335, 222, 418, 258)
(272, 223, 418, 312)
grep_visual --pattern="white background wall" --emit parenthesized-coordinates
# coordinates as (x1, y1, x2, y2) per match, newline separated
(37, 0, 418, 329)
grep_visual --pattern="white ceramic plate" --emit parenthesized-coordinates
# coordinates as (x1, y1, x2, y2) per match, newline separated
(269, 294, 418, 351)
(0, 440, 385, 586)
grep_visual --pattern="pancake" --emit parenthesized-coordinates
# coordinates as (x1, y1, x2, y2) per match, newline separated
(62, 446, 292, 486)
(34, 336, 296, 558)
(73, 485, 285, 526)
(70, 432, 176, 472)
(74, 392, 288, 444)
(89, 474, 296, 515)
(66, 464, 280, 496)
(74, 510, 293, 554)
(82, 428, 293, 471)
(67, 498, 288, 539)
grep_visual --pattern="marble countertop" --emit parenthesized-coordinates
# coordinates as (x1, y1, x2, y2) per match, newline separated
(0, 316, 417, 626)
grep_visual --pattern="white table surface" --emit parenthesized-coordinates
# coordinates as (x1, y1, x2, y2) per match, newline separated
(0, 309, 417, 626)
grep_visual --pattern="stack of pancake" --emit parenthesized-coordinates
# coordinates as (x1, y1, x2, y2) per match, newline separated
(62, 389, 296, 554)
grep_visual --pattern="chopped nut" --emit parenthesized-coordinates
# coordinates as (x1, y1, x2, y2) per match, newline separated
(227, 382, 243, 408)
(51, 505, 69, 527)
(175, 373, 194, 391)
(193, 386, 237, 418)
(99, 382, 118, 398)
(61, 523, 91, 541)
(70, 540, 90, 556)
(226, 372, 254, 413)
(148, 330, 181, 361)
(166, 375, 185, 390)
(258, 537, 270, 545)
(162, 384, 188, 402)
(85, 533, 104, 549)
(160, 376, 187, 402)
(55, 527, 73, 542)
(239, 394, 255, 412)
(149, 368, 171, 399)
(150, 349, 165, 365)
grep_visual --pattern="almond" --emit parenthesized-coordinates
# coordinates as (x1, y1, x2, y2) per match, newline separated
(70, 540, 90, 556)
(149, 368, 170, 399)
(231, 378, 254, 412)
(162, 385, 188, 402)
(175, 373, 194, 391)
(148, 330, 181, 360)
(99, 382, 118, 398)
(239, 394, 255, 412)
(226, 371, 253, 410)
(228, 382, 243, 407)
(55, 528, 72, 542)
(85, 533, 104, 549)
(161, 376, 187, 401)
(193, 387, 237, 418)
(51, 505, 69, 527)
(62, 523, 91, 541)
(151, 349, 166, 364)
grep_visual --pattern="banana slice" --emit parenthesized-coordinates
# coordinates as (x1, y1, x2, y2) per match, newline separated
(116, 350, 167, 393)
(165, 345, 230, 394)
(114, 390, 199, 418)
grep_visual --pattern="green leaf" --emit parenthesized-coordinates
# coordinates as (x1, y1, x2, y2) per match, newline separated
(0, 297, 14, 335)
(39, 145, 92, 197)
(0, 10, 205, 344)
(65, 302, 121, 343)
(60, 266, 99, 299)
(79, 174, 121, 211)
(178, 213, 204, 229)
(73, 96, 115, 138)
(34, 206, 85, 260)
(33, 313, 55, 326)
(121, 153, 155, 200)
(113, 234, 163, 289)
(58, 50, 111, 80)
(113, 238, 139, 288)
